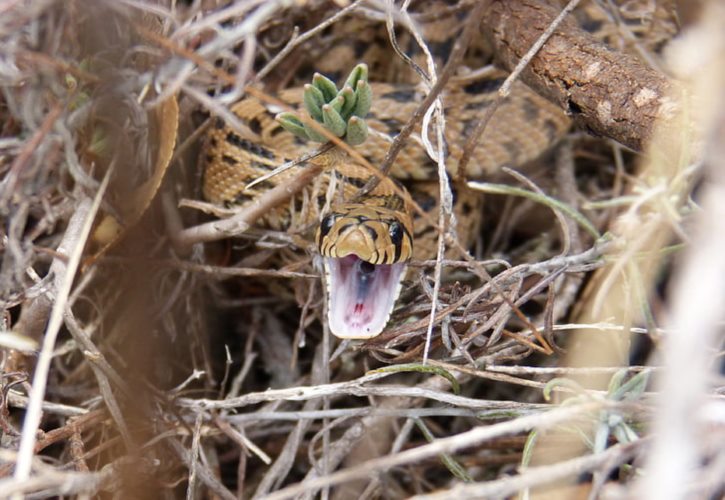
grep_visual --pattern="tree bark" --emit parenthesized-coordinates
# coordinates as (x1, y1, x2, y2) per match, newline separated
(481, 0, 678, 152)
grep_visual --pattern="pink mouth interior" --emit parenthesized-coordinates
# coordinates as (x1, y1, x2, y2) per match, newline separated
(325, 255, 406, 339)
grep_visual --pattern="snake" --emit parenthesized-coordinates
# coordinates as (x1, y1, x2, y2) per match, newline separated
(201, 72, 570, 339)
(197, 4, 591, 339)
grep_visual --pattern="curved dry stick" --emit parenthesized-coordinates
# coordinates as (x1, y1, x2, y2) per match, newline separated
(174, 161, 324, 247)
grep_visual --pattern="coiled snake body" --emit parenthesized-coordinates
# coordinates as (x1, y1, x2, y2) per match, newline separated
(201, 71, 570, 338)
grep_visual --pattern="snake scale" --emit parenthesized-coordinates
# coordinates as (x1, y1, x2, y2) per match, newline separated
(201, 13, 572, 339)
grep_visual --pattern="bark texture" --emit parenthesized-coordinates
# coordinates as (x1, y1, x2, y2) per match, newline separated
(481, 0, 678, 152)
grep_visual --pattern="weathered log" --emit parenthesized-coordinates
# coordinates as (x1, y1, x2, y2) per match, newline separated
(481, 0, 677, 152)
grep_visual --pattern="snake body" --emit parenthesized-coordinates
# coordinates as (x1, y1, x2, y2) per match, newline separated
(201, 74, 570, 338)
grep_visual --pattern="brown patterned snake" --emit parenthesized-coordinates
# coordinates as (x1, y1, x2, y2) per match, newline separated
(201, 65, 570, 339)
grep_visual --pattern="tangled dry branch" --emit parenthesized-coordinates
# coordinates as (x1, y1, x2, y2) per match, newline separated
(0, 0, 723, 499)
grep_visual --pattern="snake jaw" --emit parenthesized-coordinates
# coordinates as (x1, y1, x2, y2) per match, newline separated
(323, 255, 406, 339)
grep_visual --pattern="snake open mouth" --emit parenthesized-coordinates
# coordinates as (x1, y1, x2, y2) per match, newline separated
(323, 255, 407, 339)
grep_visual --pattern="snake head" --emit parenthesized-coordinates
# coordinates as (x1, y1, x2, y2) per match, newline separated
(316, 204, 413, 339)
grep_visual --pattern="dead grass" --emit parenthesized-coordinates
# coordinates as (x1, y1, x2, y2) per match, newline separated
(0, 1, 723, 498)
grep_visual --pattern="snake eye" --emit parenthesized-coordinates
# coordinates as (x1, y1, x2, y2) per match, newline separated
(388, 221, 403, 246)
(319, 214, 336, 239)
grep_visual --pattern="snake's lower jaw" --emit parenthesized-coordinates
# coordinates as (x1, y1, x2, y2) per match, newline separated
(323, 255, 407, 339)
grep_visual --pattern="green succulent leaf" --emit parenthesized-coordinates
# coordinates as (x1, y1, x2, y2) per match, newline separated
(312, 72, 338, 102)
(276, 112, 309, 140)
(322, 103, 347, 137)
(345, 116, 368, 146)
(339, 86, 357, 119)
(614, 422, 640, 444)
(607, 369, 628, 396)
(611, 370, 651, 401)
(304, 82, 325, 105)
(278, 64, 372, 146)
(353, 80, 372, 117)
(303, 84, 324, 121)
(329, 95, 345, 114)
(303, 121, 329, 142)
(593, 421, 611, 454)
(343, 63, 368, 93)
(542, 377, 586, 401)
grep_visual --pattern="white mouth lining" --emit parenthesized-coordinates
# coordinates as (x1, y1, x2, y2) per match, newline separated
(323, 256, 407, 339)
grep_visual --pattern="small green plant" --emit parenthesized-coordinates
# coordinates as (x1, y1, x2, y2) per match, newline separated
(517, 369, 650, 499)
(276, 63, 372, 146)
(542, 369, 651, 453)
